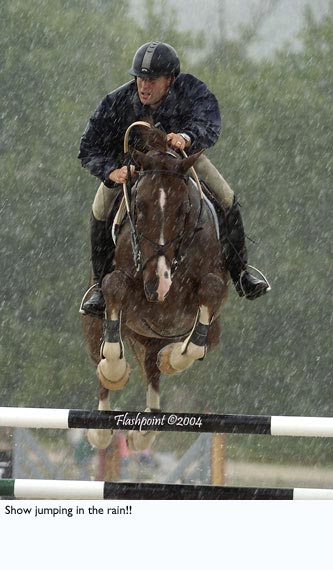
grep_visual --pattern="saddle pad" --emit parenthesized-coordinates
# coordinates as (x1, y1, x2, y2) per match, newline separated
(202, 192, 220, 240)
(190, 178, 219, 240)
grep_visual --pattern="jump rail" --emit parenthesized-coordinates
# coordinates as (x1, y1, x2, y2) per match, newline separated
(0, 407, 333, 437)
(1, 479, 332, 500)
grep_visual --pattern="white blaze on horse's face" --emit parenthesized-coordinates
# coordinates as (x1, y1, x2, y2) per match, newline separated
(156, 188, 172, 301)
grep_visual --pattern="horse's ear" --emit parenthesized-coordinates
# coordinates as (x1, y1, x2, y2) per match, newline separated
(177, 150, 204, 174)
(130, 148, 151, 170)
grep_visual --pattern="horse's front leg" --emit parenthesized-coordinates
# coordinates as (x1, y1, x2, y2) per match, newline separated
(97, 270, 132, 390)
(158, 273, 227, 374)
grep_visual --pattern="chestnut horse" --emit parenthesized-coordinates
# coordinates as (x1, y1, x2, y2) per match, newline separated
(83, 125, 229, 450)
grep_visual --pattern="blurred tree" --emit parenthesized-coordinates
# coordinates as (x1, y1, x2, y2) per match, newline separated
(0, 0, 199, 409)
(189, 9, 333, 424)
(0, 1, 331, 465)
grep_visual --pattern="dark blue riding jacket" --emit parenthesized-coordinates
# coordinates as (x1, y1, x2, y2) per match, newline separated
(78, 73, 222, 187)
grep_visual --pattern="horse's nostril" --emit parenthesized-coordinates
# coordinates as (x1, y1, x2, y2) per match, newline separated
(144, 280, 158, 301)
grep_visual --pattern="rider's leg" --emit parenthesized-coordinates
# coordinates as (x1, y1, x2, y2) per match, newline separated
(221, 197, 269, 299)
(195, 155, 269, 300)
(81, 183, 118, 316)
(195, 154, 234, 209)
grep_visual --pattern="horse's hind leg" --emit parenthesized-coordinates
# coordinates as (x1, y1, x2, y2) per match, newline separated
(87, 383, 113, 449)
(127, 344, 161, 452)
(158, 273, 226, 374)
(82, 316, 113, 448)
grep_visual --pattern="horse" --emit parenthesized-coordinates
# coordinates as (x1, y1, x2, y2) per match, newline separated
(82, 124, 229, 451)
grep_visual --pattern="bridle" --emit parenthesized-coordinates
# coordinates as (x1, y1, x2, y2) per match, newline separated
(122, 121, 204, 274)
(132, 165, 203, 275)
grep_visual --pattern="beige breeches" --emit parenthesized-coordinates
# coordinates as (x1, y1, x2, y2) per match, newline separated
(92, 155, 234, 221)
(194, 154, 234, 208)
(92, 183, 119, 221)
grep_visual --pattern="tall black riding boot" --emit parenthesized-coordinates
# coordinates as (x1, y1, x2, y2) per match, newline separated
(221, 198, 269, 300)
(81, 214, 114, 316)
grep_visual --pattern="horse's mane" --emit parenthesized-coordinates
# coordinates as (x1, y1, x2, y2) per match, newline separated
(134, 124, 168, 153)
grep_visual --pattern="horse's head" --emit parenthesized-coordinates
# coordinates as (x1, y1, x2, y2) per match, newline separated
(131, 140, 202, 302)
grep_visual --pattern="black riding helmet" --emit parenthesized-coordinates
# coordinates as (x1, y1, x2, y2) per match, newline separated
(129, 41, 180, 78)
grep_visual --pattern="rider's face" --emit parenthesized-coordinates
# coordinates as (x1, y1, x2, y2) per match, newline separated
(136, 76, 172, 108)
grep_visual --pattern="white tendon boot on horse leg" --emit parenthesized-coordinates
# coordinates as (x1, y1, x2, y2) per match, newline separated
(127, 383, 160, 452)
(87, 391, 113, 449)
(157, 307, 209, 375)
(97, 316, 130, 391)
(98, 341, 130, 390)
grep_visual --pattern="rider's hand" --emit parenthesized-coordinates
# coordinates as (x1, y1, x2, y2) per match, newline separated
(167, 132, 188, 151)
(109, 165, 136, 184)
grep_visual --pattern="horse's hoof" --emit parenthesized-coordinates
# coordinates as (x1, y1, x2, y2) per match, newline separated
(87, 429, 113, 449)
(97, 361, 130, 391)
(157, 344, 182, 375)
(127, 430, 157, 452)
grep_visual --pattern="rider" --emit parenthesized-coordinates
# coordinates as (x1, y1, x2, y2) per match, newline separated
(79, 41, 269, 315)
